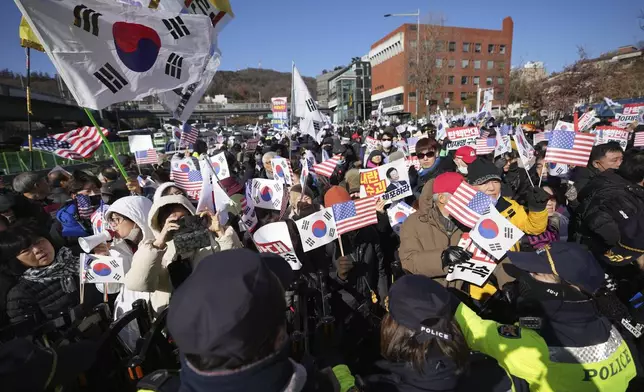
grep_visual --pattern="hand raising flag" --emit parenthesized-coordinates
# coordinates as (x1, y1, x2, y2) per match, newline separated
(331, 197, 378, 235)
(445, 182, 495, 228)
(544, 130, 595, 167)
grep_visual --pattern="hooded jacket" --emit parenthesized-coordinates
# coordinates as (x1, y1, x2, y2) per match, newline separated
(56, 201, 92, 239)
(398, 179, 463, 287)
(153, 182, 178, 201)
(126, 195, 241, 313)
(105, 196, 154, 347)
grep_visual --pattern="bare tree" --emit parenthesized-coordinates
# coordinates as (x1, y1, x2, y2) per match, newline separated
(407, 15, 449, 119)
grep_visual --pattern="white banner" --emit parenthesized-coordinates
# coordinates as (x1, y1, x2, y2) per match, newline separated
(592, 126, 629, 151)
(446, 233, 497, 287)
(254, 222, 302, 270)
(447, 126, 480, 142)
(359, 160, 411, 202)
(128, 135, 154, 152)
(445, 137, 477, 151)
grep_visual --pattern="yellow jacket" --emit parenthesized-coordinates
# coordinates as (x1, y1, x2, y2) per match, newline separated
(496, 197, 548, 251)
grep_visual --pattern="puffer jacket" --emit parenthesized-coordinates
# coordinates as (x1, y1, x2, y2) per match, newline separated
(5, 248, 101, 325)
(56, 201, 92, 239)
(494, 197, 548, 251)
(574, 169, 644, 256)
(125, 194, 242, 314)
(398, 179, 463, 287)
(104, 196, 155, 348)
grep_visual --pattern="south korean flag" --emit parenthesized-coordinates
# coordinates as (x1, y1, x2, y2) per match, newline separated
(295, 208, 339, 252)
(547, 162, 569, 177)
(210, 152, 231, 180)
(469, 207, 524, 260)
(81, 254, 125, 284)
(271, 157, 293, 185)
(387, 201, 416, 235)
(250, 179, 284, 211)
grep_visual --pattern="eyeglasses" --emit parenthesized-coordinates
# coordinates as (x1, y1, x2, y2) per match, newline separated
(416, 151, 436, 159)
(381, 138, 392, 141)
(109, 216, 124, 227)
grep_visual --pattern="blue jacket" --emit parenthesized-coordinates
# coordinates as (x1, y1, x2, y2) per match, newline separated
(56, 202, 92, 239)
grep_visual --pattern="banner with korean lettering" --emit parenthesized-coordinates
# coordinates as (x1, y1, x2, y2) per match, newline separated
(271, 97, 288, 129)
(447, 126, 480, 142)
(446, 233, 497, 287)
(445, 138, 477, 151)
(592, 126, 629, 151)
(616, 103, 644, 126)
(253, 222, 302, 270)
(359, 160, 411, 202)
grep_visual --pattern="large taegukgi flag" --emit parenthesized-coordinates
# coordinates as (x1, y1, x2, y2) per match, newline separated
(15, 0, 214, 109)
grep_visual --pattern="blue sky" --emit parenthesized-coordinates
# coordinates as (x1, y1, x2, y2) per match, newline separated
(2, 0, 643, 78)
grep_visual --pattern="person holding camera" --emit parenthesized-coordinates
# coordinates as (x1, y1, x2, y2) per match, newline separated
(124, 194, 241, 315)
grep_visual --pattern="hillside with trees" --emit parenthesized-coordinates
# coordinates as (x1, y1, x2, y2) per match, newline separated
(0, 67, 317, 103)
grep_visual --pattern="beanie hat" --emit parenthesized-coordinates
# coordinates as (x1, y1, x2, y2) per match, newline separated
(344, 169, 361, 194)
(324, 186, 351, 207)
(467, 159, 502, 186)
(434, 172, 465, 195)
(455, 146, 477, 164)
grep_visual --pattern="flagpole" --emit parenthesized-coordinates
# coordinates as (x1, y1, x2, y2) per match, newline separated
(290, 61, 295, 161)
(26, 47, 34, 171)
(83, 108, 129, 181)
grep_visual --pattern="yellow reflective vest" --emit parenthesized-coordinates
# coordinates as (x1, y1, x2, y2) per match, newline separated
(455, 303, 637, 392)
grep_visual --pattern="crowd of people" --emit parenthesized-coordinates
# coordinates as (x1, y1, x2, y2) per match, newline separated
(1, 117, 644, 392)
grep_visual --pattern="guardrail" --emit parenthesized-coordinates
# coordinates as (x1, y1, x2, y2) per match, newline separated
(0, 142, 131, 175)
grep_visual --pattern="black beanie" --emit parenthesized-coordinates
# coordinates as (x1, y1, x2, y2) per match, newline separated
(467, 159, 502, 186)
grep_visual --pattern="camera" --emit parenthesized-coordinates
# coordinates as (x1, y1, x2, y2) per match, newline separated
(173, 215, 211, 254)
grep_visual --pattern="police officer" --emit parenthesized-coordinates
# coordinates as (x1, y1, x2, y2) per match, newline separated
(454, 242, 643, 391)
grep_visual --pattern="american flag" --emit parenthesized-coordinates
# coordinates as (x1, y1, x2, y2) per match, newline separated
(76, 194, 94, 219)
(475, 138, 496, 155)
(544, 130, 595, 167)
(480, 130, 491, 138)
(313, 155, 342, 177)
(445, 182, 494, 228)
(179, 123, 198, 147)
(134, 149, 158, 165)
(172, 165, 203, 194)
(30, 126, 108, 160)
(533, 132, 551, 146)
(331, 197, 378, 235)
(634, 132, 644, 147)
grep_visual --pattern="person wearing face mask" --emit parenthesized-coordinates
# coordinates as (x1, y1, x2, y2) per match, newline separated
(103, 196, 155, 348)
(467, 159, 549, 251)
(56, 171, 103, 246)
(379, 129, 398, 162)
(454, 146, 476, 176)
(452, 242, 642, 392)
(408, 137, 456, 199)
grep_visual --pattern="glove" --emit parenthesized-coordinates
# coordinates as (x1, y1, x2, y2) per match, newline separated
(527, 187, 550, 212)
(441, 246, 473, 270)
(335, 256, 354, 280)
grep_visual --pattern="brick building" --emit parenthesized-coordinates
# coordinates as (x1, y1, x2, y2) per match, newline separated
(370, 17, 513, 116)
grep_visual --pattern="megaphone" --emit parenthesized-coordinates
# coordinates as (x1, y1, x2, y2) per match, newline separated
(78, 231, 112, 253)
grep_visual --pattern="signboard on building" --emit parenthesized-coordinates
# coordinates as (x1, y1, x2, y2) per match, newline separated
(383, 105, 405, 114)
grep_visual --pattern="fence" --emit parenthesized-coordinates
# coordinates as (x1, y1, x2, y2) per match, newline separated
(0, 142, 131, 175)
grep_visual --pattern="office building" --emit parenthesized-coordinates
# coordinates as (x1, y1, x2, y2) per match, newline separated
(327, 59, 372, 122)
(315, 69, 343, 108)
(370, 17, 513, 116)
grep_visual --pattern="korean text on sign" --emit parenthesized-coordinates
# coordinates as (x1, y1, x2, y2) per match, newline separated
(447, 127, 480, 142)
(360, 169, 386, 197)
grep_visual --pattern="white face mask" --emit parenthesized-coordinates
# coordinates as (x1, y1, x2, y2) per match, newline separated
(457, 166, 468, 175)
(124, 226, 142, 243)
(382, 141, 392, 149)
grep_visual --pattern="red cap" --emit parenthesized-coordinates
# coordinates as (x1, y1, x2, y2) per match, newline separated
(324, 186, 351, 207)
(434, 172, 465, 195)
(455, 146, 477, 164)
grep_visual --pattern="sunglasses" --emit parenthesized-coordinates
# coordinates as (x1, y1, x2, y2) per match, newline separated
(416, 151, 436, 159)
(381, 138, 392, 141)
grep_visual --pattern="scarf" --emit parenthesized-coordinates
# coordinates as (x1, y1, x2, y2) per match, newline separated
(21, 247, 78, 284)
(418, 157, 442, 177)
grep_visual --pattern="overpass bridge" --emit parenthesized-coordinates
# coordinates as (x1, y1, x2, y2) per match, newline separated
(0, 83, 330, 124)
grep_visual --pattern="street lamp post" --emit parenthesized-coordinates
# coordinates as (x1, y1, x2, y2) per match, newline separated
(384, 9, 420, 122)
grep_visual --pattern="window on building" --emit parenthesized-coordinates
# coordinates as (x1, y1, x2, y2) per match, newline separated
(461, 76, 468, 85)
(475, 43, 481, 53)
(497, 61, 505, 70)
(460, 92, 468, 101)
(497, 91, 505, 100)
(448, 41, 456, 52)
(486, 77, 493, 86)
(461, 59, 469, 68)
(408, 91, 416, 100)
(500, 44, 506, 54)
(473, 76, 480, 85)
(437, 40, 445, 52)
(448, 75, 455, 85)
(488, 44, 495, 54)
(410, 40, 417, 49)
(436, 58, 443, 68)
(447, 91, 454, 101)
(498, 77, 504, 85)
(463, 42, 470, 52)
(487, 60, 494, 69)
(474, 60, 481, 69)
(448, 59, 455, 68)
